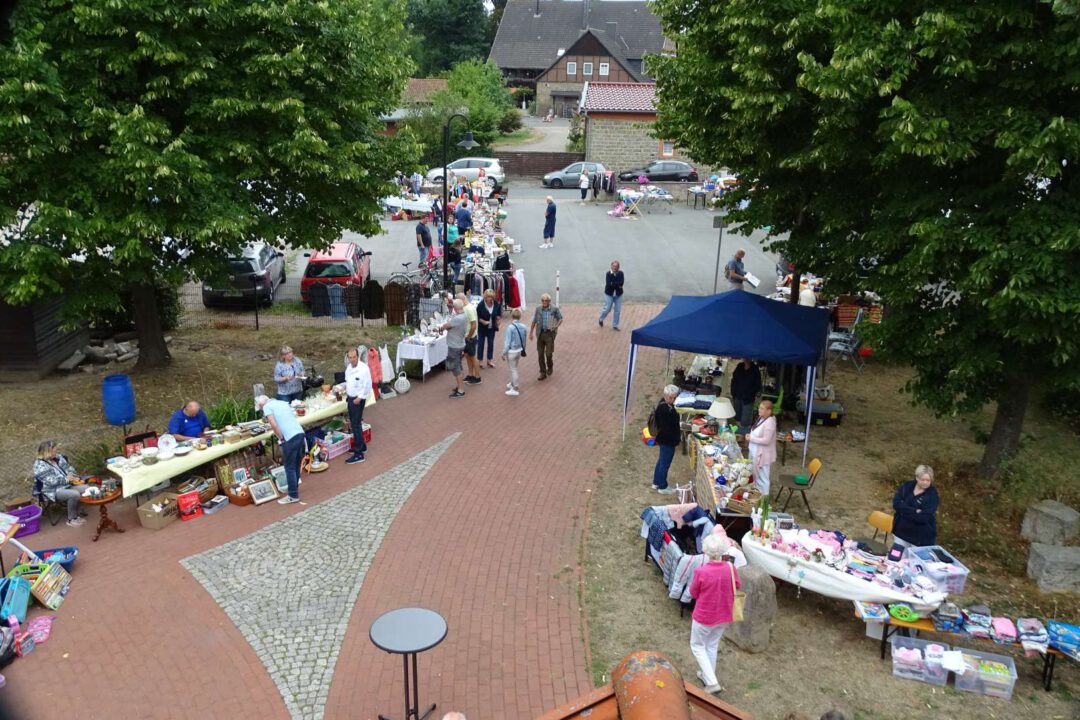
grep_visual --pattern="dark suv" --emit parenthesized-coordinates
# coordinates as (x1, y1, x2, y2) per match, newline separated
(202, 242, 287, 308)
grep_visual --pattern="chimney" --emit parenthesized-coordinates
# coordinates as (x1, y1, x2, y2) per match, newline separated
(582, 0, 589, 29)
(606, 21, 617, 35)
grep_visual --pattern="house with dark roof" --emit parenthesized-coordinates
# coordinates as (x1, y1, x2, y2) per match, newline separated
(489, 0, 666, 115)
(580, 81, 696, 173)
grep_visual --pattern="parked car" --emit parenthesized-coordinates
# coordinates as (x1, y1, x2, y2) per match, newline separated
(300, 241, 371, 302)
(618, 161, 699, 183)
(202, 242, 286, 308)
(425, 158, 505, 188)
(541, 162, 607, 188)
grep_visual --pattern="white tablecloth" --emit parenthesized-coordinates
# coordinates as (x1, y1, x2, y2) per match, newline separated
(383, 196, 434, 213)
(396, 334, 448, 378)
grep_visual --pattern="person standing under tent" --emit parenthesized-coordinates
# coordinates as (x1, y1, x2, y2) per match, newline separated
(747, 399, 777, 495)
(730, 359, 762, 428)
(651, 385, 681, 494)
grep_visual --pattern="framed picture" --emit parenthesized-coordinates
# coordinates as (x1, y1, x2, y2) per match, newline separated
(248, 479, 278, 505)
(269, 466, 288, 494)
(232, 468, 250, 485)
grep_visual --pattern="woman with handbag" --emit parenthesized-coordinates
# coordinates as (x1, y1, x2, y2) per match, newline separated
(501, 308, 528, 396)
(688, 533, 742, 694)
(475, 289, 502, 369)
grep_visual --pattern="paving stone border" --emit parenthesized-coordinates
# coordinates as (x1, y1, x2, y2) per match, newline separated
(182, 433, 460, 720)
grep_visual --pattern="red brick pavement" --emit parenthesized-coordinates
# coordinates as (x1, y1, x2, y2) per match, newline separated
(2, 303, 663, 720)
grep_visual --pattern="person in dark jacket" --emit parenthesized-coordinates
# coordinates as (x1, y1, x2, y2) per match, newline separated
(730, 359, 762, 427)
(653, 384, 682, 494)
(892, 465, 939, 547)
(598, 260, 624, 330)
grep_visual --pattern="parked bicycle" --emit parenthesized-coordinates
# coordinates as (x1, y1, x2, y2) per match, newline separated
(387, 256, 444, 296)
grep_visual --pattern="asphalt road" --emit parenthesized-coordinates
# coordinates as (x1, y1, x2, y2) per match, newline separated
(190, 182, 781, 309)
(348, 183, 780, 304)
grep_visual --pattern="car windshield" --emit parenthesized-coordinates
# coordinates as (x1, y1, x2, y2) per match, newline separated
(228, 260, 256, 274)
(305, 261, 352, 278)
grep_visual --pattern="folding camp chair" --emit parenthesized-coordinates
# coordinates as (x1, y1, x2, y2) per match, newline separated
(827, 334, 865, 374)
(829, 307, 863, 344)
(30, 476, 65, 527)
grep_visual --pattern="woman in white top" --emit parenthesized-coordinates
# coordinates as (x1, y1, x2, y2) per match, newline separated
(579, 169, 590, 204)
(747, 399, 777, 495)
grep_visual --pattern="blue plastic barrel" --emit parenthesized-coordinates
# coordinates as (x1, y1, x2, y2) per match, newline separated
(102, 374, 136, 425)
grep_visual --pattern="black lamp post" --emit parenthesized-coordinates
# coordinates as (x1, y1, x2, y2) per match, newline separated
(442, 113, 478, 292)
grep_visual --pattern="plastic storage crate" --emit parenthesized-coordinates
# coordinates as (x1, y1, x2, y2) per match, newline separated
(17, 547, 78, 572)
(890, 636, 950, 686)
(954, 647, 1017, 700)
(0, 578, 31, 624)
(318, 433, 354, 460)
(10, 505, 42, 539)
(903, 545, 969, 595)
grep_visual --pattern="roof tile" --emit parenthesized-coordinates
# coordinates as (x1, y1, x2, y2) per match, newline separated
(582, 82, 656, 113)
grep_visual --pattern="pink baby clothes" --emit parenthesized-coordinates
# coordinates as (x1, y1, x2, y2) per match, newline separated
(666, 503, 699, 528)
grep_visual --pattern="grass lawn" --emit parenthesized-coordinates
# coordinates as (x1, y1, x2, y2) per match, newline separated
(584, 354, 1080, 720)
(0, 323, 402, 498)
(492, 128, 540, 147)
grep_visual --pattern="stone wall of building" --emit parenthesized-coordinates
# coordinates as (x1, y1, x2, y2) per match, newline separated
(583, 116, 699, 174)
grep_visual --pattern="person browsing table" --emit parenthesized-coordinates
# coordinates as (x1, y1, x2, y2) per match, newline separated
(747, 399, 777, 495)
(344, 348, 372, 466)
(167, 401, 211, 441)
(256, 395, 305, 505)
(274, 346, 305, 402)
(439, 299, 469, 398)
(459, 292, 481, 385)
(529, 293, 562, 380)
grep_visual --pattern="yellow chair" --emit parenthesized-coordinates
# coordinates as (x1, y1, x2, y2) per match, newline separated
(775, 458, 823, 519)
(856, 511, 894, 554)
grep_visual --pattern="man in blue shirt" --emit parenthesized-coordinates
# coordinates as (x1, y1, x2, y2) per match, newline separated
(726, 249, 747, 290)
(167, 401, 211, 440)
(455, 199, 472, 238)
(256, 395, 306, 504)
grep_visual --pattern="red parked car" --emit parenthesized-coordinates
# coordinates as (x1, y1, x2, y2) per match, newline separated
(300, 242, 371, 302)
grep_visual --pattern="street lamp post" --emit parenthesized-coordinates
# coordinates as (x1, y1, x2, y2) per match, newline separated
(442, 114, 478, 292)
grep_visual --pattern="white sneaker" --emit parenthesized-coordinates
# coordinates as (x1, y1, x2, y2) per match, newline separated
(505, 389, 519, 396)
(539, 242, 548, 249)
(657, 487, 677, 495)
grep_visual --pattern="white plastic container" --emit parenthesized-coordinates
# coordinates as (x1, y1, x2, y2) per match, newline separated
(903, 545, 970, 595)
(890, 635, 951, 686)
(954, 647, 1017, 700)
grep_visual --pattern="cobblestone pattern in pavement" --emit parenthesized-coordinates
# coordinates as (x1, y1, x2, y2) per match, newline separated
(181, 434, 459, 720)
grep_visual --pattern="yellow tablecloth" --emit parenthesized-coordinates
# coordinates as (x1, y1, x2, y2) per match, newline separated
(113, 400, 348, 498)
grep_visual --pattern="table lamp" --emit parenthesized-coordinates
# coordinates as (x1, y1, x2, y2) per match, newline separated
(708, 397, 737, 433)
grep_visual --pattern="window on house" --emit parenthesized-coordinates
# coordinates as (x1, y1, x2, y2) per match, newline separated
(566, 61, 577, 76)
(599, 63, 610, 76)
(583, 62, 593, 76)
(660, 141, 675, 158)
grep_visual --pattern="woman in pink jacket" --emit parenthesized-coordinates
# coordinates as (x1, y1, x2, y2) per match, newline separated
(688, 533, 741, 694)
(747, 399, 777, 495)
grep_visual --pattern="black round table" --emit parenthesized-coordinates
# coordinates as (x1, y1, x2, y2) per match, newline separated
(370, 607, 448, 720)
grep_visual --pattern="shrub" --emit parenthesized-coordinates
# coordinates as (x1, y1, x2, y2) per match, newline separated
(499, 109, 523, 134)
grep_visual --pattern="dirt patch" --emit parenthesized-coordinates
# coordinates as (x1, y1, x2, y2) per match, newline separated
(584, 355, 1080, 720)
(0, 324, 401, 500)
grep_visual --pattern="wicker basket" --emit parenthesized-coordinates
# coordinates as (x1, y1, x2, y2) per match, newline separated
(176, 476, 219, 504)
(726, 491, 762, 515)
(225, 484, 254, 506)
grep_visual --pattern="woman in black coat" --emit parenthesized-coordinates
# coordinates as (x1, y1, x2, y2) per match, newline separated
(892, 465, 940, 547)
(475, 289, 502, 367)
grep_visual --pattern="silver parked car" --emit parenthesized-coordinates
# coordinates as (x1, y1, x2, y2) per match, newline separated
(426, 157, 505, 187)
(542, 161, 607, 188)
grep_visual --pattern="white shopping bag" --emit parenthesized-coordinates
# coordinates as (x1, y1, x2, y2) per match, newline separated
(379, 345, 394, 381)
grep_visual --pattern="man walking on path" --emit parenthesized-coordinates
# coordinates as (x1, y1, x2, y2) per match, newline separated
(256, 395, 306, 504)
(598, 260, 624, 330)
(540, 196, 556, 248)
(416, 216, 432, 267)
(439, 299, 469, 398)
(725, 249, 747, 290)
(343, 348, 372, 465)
(529, 293, 563, 380)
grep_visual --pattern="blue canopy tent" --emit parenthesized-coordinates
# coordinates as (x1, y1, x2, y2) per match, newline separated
(623, 291, 832, 466)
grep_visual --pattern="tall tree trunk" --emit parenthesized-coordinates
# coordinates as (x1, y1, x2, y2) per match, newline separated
(131, 283, 171, 369)
(976, 374, 1030, 479)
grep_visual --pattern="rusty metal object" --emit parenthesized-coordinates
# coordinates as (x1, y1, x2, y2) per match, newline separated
(611, 650, 693, 720)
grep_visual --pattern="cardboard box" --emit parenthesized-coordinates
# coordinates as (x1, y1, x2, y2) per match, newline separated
(136, 492, 181, 531)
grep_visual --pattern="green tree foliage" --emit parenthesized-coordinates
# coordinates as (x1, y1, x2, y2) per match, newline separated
(407, 0, 490, 76)
(651, 0, 1080, 477)
(403, 60, 512, 166)
(0, 0, 418, 368)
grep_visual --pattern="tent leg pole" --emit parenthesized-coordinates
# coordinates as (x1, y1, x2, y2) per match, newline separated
(803, 366, 815, 467)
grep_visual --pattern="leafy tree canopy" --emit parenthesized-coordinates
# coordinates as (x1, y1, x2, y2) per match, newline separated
(0, 0, 418, 366)
(407, 0, 490, 76)
(650, 0, 1080, 476)
(403, 60, 512, 166)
